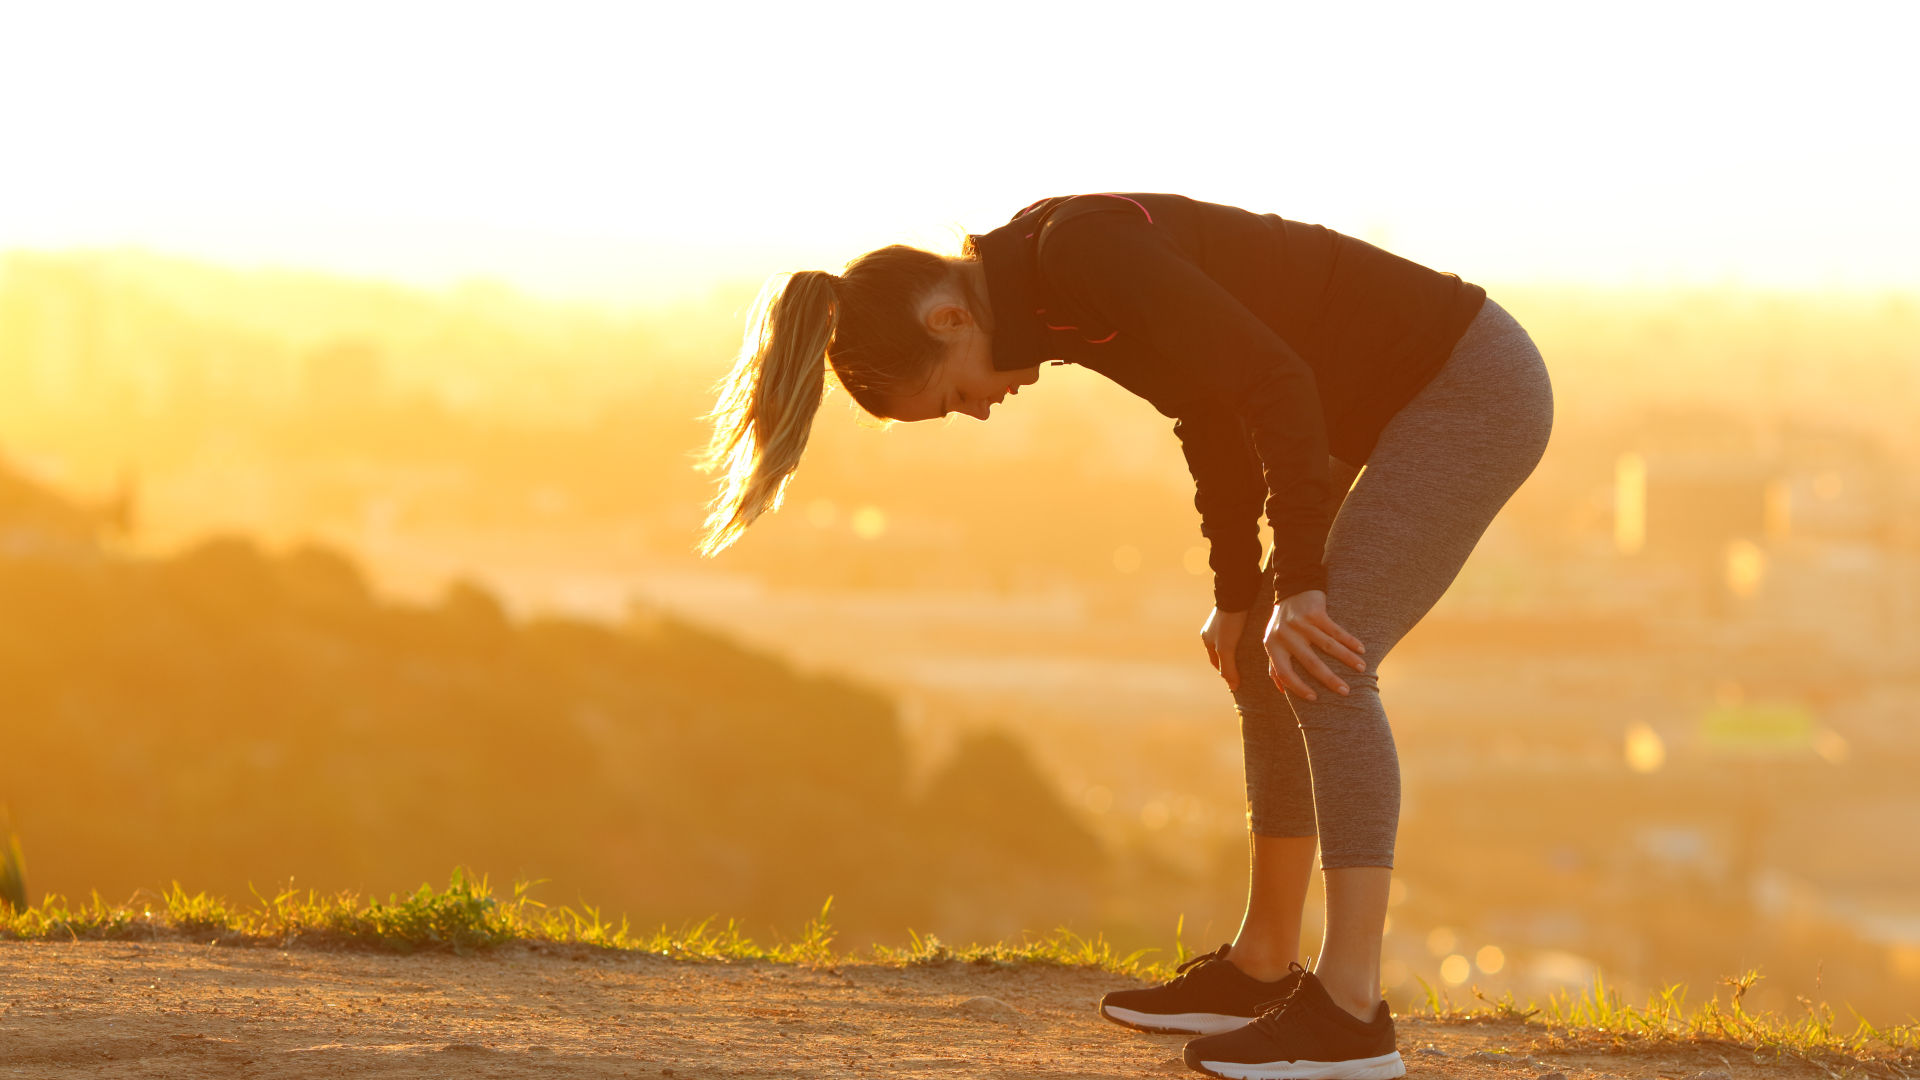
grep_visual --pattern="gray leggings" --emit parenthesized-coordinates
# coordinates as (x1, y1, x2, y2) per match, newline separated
(1231, 296, 1554, 869)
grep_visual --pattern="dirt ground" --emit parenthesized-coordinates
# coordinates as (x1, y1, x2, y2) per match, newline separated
(0, 941, 1841, 1079)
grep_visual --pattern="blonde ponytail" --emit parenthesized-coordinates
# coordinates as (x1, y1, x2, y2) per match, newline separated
(692, 270, 839, 556)
(692, 243, 957, 557)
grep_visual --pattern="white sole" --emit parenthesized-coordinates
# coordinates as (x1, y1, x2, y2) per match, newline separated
(1100, 1004, 1252, 1035)
(1196, 1050, 1406, 1080)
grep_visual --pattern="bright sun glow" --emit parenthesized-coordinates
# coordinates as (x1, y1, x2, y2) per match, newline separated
(2, 0, 1916, 306)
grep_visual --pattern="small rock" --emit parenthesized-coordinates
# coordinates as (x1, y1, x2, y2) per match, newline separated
(1467, 1050, 1510, 1062)
(1416, 1045, 1450, 1057)
(954, 995, 1023, 1020)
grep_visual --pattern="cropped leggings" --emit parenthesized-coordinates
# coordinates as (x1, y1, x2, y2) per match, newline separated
(1231, 296, 1554, 869)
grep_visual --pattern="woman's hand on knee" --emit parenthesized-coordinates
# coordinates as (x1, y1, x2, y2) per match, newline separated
(1199, 606, 1248, 690)
(1263, 590, 1367, 701)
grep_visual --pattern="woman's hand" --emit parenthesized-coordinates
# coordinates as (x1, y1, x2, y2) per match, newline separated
(1263, 589, 1367, 701)
(1199, 606, 1249, 691)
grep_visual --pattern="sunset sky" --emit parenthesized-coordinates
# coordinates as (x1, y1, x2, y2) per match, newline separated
(3, 1, 1915, 304)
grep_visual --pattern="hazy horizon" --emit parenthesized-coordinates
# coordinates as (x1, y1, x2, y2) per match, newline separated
(5, 241, 1918, 323)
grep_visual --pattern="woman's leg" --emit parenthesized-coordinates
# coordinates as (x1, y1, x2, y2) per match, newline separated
(1245, 296, 1555, 1017)
(1227, 569, 1320, 979)
(1226, 454, 1361, 978)
(1228, 833, 1318, 979)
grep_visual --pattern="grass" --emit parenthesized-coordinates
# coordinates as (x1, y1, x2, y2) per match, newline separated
(0, 807, 26, 912)
(1412, 969, 1917, 1076)
(2, 868, 1915, 1075)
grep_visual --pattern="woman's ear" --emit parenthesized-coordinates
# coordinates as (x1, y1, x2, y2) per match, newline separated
(923, 300, 973, 337)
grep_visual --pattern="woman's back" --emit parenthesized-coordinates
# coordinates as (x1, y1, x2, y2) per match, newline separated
(965, 191, 1486, 466)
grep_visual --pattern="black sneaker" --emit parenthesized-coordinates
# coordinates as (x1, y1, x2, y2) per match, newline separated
(1182, 963, 1404, 1079)
(1098, 943, 1304, 1035)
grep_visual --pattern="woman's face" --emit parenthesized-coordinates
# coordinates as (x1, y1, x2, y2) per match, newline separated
(886, 299, 1042, 422)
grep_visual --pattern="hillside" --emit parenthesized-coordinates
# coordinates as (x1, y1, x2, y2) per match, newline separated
(0, 455, 1104, 944)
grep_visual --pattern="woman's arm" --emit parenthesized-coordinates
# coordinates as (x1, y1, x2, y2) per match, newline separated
(1172, 402, 1266, 612)
(1188, 437, 1360, 692)
(1039, 200, 1334, 606)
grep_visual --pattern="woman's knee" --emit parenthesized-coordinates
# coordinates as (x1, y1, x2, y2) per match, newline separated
(1290, 669, 1386, 732)
(1230, 667, 1293, 720)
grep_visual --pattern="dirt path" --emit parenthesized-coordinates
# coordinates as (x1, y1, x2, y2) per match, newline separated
(0, 942, 1831, 1079)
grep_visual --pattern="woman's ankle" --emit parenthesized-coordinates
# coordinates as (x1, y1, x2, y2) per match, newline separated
(1225, 939, 1299, 982)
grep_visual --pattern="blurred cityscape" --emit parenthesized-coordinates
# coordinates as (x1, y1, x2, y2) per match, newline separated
(2, 250, 1917, 1020)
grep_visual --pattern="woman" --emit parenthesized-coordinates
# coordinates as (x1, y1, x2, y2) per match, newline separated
(695, 192, 1554, 1080)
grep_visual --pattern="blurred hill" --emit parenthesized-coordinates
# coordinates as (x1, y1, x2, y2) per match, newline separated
(0, 453, 1106, 944)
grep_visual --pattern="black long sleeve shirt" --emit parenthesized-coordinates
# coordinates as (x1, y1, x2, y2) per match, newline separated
(964, 192, 1486, 611)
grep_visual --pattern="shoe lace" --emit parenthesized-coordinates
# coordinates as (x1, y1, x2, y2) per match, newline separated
(1166, 944, 1228, 988)
(1250, 961, 1311, 1036)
